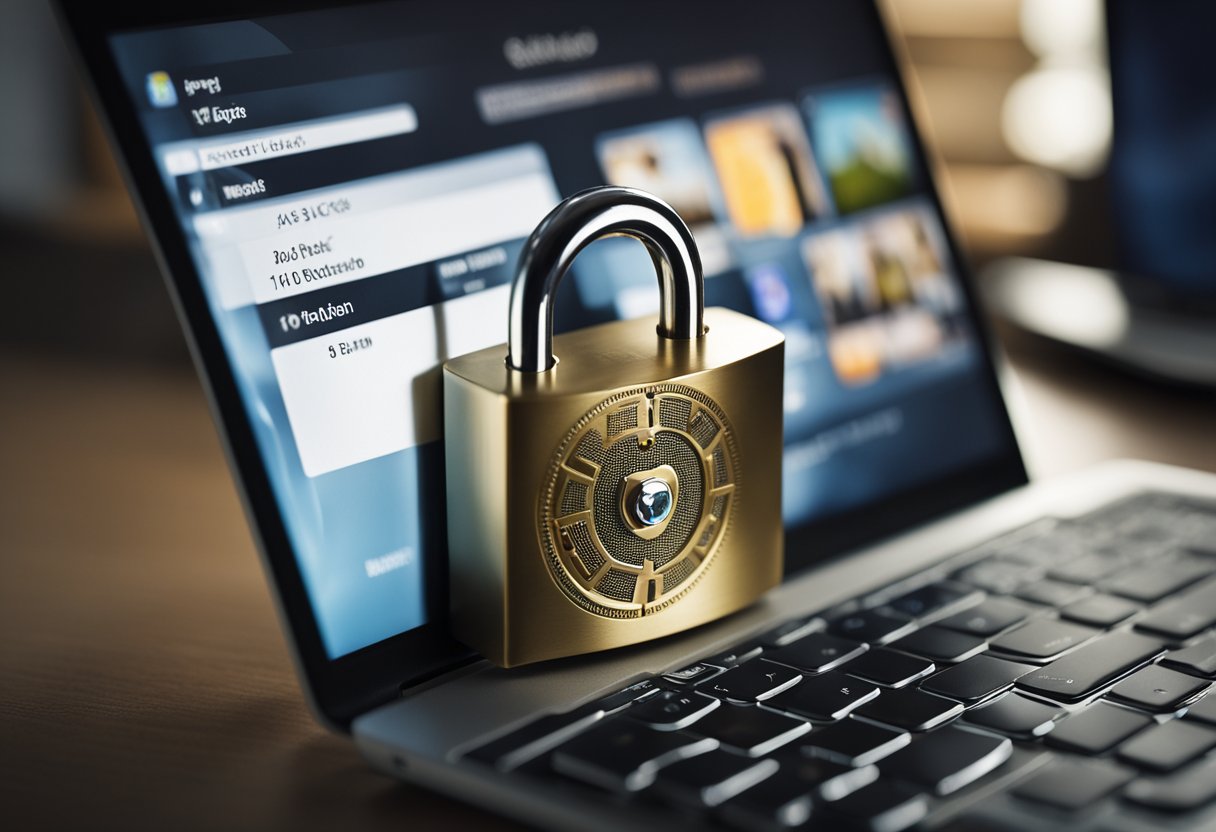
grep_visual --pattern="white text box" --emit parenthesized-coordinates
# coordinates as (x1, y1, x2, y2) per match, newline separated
(242, 172, 557, 304)
(271, 286, 509, 477)
(163, 105, 418, 175)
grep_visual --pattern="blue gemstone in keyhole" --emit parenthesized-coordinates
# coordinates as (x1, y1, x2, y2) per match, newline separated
(635, 478, 673, 526)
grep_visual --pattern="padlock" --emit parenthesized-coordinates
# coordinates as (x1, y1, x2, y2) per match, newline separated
(443, 186, 785, 667)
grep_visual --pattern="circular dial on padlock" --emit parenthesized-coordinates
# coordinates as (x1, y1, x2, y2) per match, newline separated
(540, 384, 738, 619)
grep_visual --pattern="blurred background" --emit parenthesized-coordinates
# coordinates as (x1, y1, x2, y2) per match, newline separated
(895, 0, 1112, 262)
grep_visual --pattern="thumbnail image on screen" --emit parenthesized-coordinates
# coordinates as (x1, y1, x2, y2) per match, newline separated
(704, 104, 830, 236)
(802, 204, 965, 386)
(597, 119, 723, 228)
(803, 85, 915, 215)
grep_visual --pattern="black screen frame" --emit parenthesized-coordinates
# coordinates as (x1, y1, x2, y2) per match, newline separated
(54, 0, 1026, 730)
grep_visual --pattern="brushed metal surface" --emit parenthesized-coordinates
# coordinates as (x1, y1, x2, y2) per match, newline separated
(444, 307, 785, 666)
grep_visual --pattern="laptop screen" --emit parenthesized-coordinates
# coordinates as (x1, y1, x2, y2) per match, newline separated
(105, 0, 1013, 660)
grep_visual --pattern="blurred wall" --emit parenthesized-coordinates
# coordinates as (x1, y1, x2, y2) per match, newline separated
(887, 0, 1114, 268)
(0, 0, 77, 218)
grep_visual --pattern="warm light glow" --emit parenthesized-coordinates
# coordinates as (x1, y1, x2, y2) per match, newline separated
(989, 258, 1130, 348)
(945, 163, 1067, 239)
(1001, 0, 1111, 178)
(1002, 66, 1111, 177)
(887, 0, 1020, 39)
(1020, 0, 1103, 57)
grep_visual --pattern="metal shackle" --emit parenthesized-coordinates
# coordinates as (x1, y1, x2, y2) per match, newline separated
(507, 186, 706, 373)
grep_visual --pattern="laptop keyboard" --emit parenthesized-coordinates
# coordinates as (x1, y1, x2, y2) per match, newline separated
(464, 492, 1216, 829)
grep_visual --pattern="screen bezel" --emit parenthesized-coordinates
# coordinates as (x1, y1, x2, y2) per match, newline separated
(54, 0, 1026, 730)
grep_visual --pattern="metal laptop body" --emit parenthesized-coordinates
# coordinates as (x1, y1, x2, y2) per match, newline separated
(55, 0, 1216, 828)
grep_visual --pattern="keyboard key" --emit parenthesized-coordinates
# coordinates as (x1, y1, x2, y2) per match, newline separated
(689, 703, 810, 757)
(704, 660, 802, 704)
(767, 633, 866, 674)
(883, 581, 980, 620)
(824, 780, 927, 832)
(919, 655, 1035, 704)
(1106, 665, 1210, 713)
(1000, 529, 1088, 566)
(1059, 593, 1139, 628)
(845, 648, 935, 688)
(653, 749, 778, 808)
(889, 625, 986, 663)
(793, 757, 879, 802)
(1045, 702, 1153, 754)
(879, 726, 1012, 796)
(1015, 579, 1089, 608)
(590, 678, 663, 714)
(1049, 552, 1115, 584)
(465, 709, 605, 771)
(1162, 638, 1216, 679)
(937, 598, 1032, 638)
(628, 690, 720, 731)
(756, 617, 824, 648)
(1013, 758, 1135, 812)
(1187, 694, 1216, 725)
(1135, 581, 1216, 640)
(1090, 538, 1157, 565)
(954, 560, 1035, 594)
(988, 618, 1098, 661)
(854, 686, 963, 732)
(964, 693, 1061, 738)
(1118, 720, 1216, 772)
(767, 670, 879, 721)
(934, 813, 1023, 832)
(1125, 755, 1216, 813)
(1105, 559, 1214, 603)
(1121, 513, 1187, 544)
(705, 641, 765, 668)
(1078, 493, 1165, 528)
(718, 755, 878, 831)
(1017, 631, 1166, 702)
(803, 718, 910, 766)
(829, 609, 916, 645)
(551, 721, 718, 791)
(663, 662, 723, 686)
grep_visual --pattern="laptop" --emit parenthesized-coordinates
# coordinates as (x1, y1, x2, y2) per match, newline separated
(55, 0, 1216, 828)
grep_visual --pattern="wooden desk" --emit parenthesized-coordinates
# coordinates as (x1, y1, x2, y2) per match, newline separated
(2, 338, 1212, 830)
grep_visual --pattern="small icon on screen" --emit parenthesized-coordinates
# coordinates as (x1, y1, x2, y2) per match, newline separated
(146, 71, 177, 108)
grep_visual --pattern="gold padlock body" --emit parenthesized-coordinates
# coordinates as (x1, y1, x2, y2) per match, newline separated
(443, 307, 784, 667)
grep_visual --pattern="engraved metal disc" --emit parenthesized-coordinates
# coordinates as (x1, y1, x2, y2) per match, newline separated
(540, 384, 739, 619)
